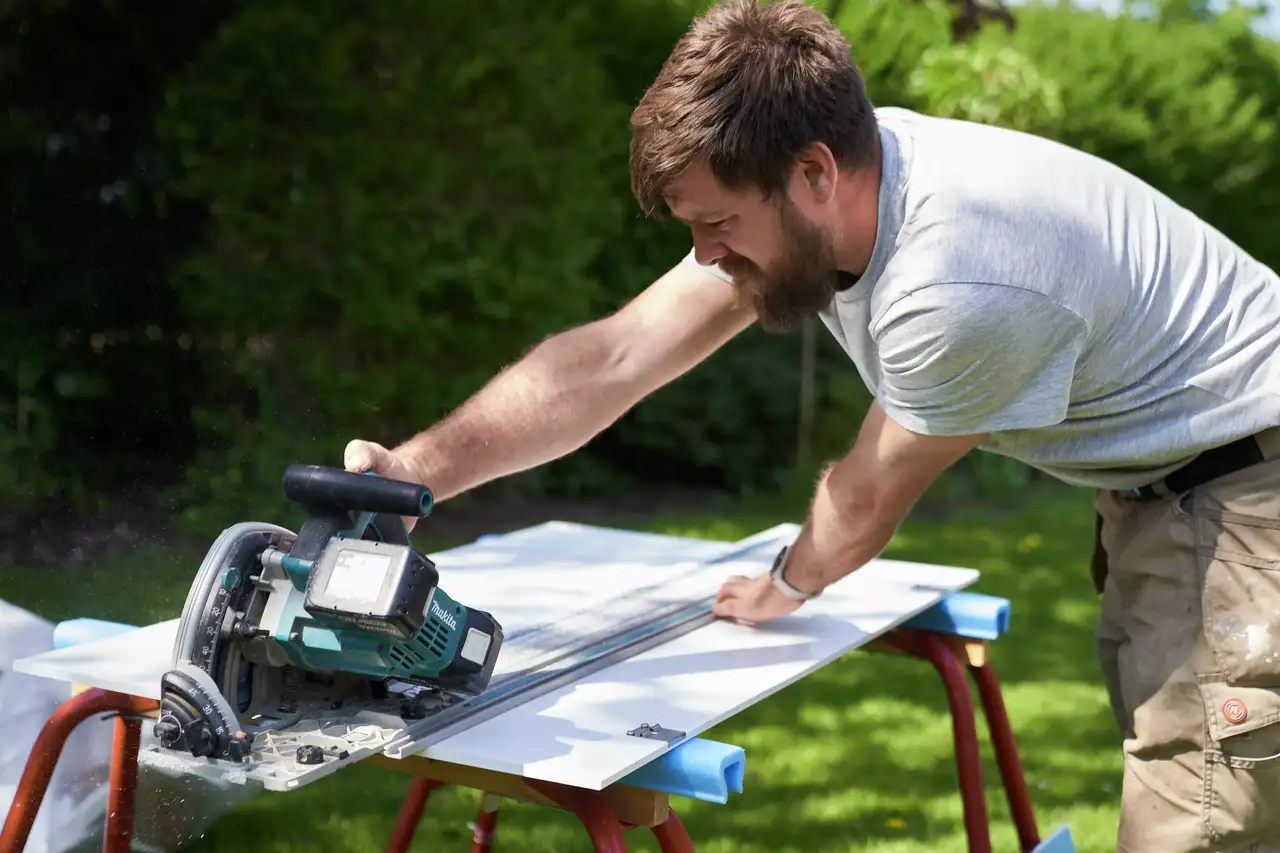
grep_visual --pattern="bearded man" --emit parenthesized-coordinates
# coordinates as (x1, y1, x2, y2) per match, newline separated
(344, 1, 1280, 849)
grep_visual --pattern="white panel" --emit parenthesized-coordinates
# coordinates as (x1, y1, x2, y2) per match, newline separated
(421, 558, 976, 789)
(12, 523, 978, 790)
(15, 619, 178, 700)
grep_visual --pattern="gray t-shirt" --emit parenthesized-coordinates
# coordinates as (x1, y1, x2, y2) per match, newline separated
(684, 107, 1280, 490)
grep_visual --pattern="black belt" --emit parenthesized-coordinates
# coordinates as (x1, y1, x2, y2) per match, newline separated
(1128, 433, 1268, 501)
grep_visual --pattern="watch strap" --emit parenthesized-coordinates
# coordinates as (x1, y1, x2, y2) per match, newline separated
(770, 545, 820, 600)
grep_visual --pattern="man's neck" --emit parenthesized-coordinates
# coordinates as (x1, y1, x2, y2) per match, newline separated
(833, 135, 883, 277)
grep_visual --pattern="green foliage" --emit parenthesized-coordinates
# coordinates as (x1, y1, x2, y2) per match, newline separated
(0, 0, 230, 519)
(6, 0, 1280, 524)
(907, 41, 1065, 131)
(911, 1, 1280, 268)
(156, 0, 638, 526)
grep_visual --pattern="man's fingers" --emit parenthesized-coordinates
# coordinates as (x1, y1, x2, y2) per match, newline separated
(711, 596, 737, 617)
(712, 576, 755, 623)
(716, 575, 750, 602)
(711, 596, 755, 626)
(345, 439, 391, 474)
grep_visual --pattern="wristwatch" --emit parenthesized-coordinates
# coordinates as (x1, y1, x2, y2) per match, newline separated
(769, 545, 821, 600)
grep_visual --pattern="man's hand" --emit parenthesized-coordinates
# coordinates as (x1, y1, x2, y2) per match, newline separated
(712, 403, 983, 626)
(344, 439, 426, 531)
(711, 573, 803, 624)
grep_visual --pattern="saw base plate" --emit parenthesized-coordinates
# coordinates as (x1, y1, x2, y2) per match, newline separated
(142, 684, 443, 791)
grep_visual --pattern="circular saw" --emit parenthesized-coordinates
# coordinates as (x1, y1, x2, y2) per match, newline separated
(149, 464, 504, 785)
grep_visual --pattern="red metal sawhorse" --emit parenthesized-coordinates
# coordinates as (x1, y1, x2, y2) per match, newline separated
(0, 624, 1040, 853)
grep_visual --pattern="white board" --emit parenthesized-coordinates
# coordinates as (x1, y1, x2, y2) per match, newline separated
(14, 618, 178, 699)
(13, 522, 979, 791)
(13, 521, 765, 699)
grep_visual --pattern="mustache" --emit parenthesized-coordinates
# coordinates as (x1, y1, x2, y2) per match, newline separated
(718, 254, 757, 279)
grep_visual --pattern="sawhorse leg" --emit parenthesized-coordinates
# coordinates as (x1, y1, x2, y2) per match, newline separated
(0, 687, 157, 853)
(881, 627, 1041, 853)
(971, 659, 1041, 851)
(372, 755, 695, 852)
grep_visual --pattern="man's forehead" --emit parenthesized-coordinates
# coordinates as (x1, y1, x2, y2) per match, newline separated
(664, 168, 733, 222)
(667, 202, 728, 224)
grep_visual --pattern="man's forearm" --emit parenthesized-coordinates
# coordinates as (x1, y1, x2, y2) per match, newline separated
(394, 322, 641, 501)
(779, 405, 983, 595)
(783, 462, 901, 594)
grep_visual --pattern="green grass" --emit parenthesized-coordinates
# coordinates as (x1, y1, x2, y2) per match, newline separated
(1, 486, 1122, 852)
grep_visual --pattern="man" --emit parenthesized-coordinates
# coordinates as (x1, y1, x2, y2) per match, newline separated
(345, 1, 1280, 849)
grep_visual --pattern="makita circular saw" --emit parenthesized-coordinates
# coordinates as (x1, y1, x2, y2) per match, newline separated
(149, 464, 504, 786)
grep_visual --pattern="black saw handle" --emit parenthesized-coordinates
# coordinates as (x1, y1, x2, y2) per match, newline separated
(282, 464, 434, 518)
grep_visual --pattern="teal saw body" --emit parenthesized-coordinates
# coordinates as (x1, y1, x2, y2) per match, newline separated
(254, 552, 492, 691)
(154, 464, 504, 764)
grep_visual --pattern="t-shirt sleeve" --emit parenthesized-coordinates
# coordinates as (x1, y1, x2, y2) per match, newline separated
(872, 282, 1089, 436)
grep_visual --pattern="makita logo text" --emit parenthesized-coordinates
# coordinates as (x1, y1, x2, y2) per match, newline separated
(431, 599, 458, 630)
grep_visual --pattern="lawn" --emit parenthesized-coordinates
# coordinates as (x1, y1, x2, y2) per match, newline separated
(1, 484, 1121, 852)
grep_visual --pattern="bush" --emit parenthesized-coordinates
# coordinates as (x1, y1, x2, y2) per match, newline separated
(0, 0, 234, 524)
(157, 0, 640, 526)
(11, 0, 1280, 528)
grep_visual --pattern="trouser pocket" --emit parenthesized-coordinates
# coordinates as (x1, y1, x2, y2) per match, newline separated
(1198, 680, 1280, 845)
(1198, 506, 1280, 685)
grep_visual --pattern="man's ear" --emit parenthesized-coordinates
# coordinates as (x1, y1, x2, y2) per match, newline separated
(793, 142, 838, 205)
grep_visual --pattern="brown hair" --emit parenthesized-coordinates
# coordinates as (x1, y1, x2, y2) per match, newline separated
(629, 0, 878, 218)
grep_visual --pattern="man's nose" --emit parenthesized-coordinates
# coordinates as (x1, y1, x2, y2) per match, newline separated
(691, 234, 727, 268)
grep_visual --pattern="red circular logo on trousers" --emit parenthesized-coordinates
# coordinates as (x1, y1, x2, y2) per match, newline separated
(1223, 698, 1248, 724)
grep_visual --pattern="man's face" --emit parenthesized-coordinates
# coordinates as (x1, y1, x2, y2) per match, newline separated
(665, 160, 841, 333)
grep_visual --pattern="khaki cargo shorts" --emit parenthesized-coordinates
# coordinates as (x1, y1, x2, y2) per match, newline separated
(1093, 431, 1280, 852)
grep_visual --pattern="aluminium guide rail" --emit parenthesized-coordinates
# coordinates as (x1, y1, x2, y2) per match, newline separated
(137, 525, 796, 791)
(383, 525, 796, 756)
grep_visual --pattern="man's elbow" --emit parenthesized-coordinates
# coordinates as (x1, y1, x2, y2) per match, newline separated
(819, 459, 893, 531)
(821, 451, 929, 541)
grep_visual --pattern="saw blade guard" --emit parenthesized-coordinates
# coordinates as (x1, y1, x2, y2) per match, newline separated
(169, 521, 295, 672)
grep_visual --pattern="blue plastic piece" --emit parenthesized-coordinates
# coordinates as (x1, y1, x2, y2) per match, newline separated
(53, 618, 139, 649)
(620, 738, 746, 804)
(1031, 825, 1076, 852)
(903, 591, 1011, 641)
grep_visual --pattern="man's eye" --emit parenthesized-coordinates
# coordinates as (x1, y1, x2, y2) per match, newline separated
(707, 219, 728, 230)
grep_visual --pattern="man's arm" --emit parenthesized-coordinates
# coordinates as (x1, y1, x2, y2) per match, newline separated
(713, 281, 1087, 623)
(345, 260, 753, 505)
(779, 402, 982, 593)
(712, 402, 982, 622)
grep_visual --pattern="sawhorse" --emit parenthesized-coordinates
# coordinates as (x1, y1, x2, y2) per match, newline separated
(0, 592, 1076, 853)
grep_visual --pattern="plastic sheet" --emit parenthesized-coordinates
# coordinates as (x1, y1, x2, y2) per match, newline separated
(0, 599, 113, 852)
(1, 600, 260, 852)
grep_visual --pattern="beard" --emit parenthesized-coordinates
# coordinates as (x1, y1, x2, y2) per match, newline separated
(717, 200, 841, 334)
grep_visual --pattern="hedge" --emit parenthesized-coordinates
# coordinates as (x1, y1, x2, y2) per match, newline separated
(4, 0, 1279, 528)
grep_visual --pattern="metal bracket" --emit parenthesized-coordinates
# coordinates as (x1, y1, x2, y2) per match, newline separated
(626, 723, 685, 743)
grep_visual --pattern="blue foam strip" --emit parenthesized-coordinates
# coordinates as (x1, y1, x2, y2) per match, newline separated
(53, 617, 140, 649)
(1031, 825, 1076, 853)
(619, 737, 746, 804)
(903, 592, 1011, 641)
